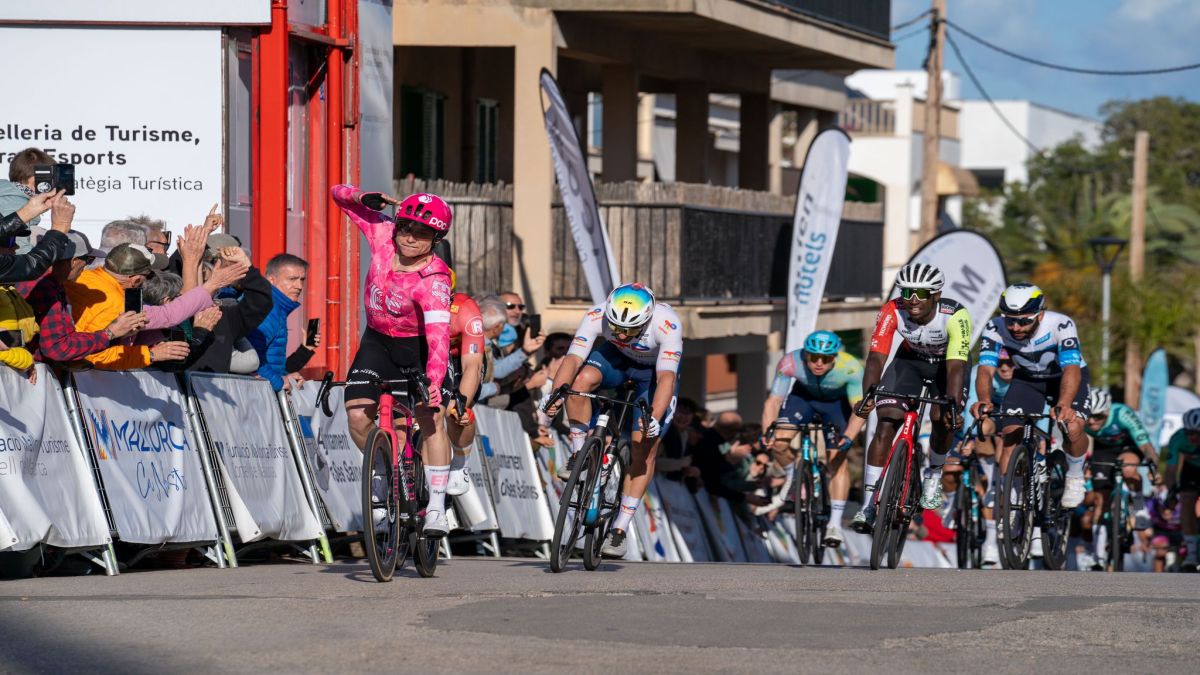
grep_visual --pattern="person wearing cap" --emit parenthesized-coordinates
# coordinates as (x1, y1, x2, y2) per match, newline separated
(66, 241, 248, 370)
(15, 231, 146, 365)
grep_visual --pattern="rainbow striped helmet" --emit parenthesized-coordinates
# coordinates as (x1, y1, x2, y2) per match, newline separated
(605, 283, 656, 329)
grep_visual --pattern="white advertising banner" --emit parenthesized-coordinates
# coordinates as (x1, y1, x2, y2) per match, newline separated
(632, 480, 681, 562)
(1161, 386, 1200, 446)
(692, 491, 742, 562)
(0, 27, 223, 242)
(763, 516, 801, 565)
(189, 375, 322, 543)
(654, 477, 713, 563)
(540, 69, 619, 304)
(785, 128, 851, 352)
(75, 370, 218, 544)
(736, 518, 773, 563)
(293, 382, 362, 533)
(0, 2, 270, 23)
(0, 366, 109, 551)
(892, 230, 1008, 347)
(475, 405, 554, 541)
(460, 436, 501, 532)
(0, 507, 16, 551)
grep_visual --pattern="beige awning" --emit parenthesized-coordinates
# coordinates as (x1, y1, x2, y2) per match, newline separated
(936, 162, 980, 197)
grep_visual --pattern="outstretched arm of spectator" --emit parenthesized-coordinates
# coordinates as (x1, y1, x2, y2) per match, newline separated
(176, 218, 215, 292)
(0, 230, 68, 283)
(226, 266, 273, 338)
(144, 285, 214, 330)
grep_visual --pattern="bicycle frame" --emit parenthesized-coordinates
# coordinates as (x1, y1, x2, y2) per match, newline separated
(554, 386, 645, 526)
(872, 387, 931, 515)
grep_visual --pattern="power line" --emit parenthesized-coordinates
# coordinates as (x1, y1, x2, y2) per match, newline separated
(892, 24, 929, 43)
(892, 9, 933, 33)
(943, 31, 1042, 155)
(945, 19, 1200, 76)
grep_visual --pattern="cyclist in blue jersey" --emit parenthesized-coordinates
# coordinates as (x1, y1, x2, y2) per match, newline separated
(1083, 388, 1158, 566)
(1163, 409, 1200, 570)
(761, 330, 866, 547)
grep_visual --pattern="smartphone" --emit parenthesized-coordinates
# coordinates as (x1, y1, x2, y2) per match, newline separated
(306, 318, 320, 345)
(125, 287, 143, 313)
(32, 163, 76, 196)
(0, 330, 24, 349)
(168, 328, 188, 343)
(527, 313, 542, 337)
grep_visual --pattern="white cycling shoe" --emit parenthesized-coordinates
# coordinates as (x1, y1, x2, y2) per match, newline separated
(919, 476, 944, 510)
(1061, 475, 1087, 508)
(372, 507, 390, 534)
(823, 523, 845, 548)
(447, 467, 472, 496)
(423, 510, 449, 538)
(982, 540, 1000, 568)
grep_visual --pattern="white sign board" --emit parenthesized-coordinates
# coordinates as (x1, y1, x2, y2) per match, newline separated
(0, 27, 223, 243)
(0, 366, 110, 551)
(474, 406, 554, 541)
(189, 375, 322, 543)
(0, 2, 270, 24)
(75, 370, 218, 544)
(293, 382, 363, 533)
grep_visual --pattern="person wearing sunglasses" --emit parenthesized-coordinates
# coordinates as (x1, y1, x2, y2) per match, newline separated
(760, 330, 866, 548)
(1081, 387, 1159, 566)
(543, 282, 684, 559)
(853, 262, 971, 533)
(973, 282, 1091, 510)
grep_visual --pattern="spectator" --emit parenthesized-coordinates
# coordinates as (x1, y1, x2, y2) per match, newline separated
(185, 244, 272, 375)
(16, 231, 145, 365)
(99, 220, 148, 251)
(3, 148, 53, 253)
(477, 295, 544, 403)
(0, 187, 70, 283)
(499, 290, 525, 327)
(0, 271, 39, 382)
(128, 214, 170, 256)
(66, 242, 245, 370)
(657, 397, 702, 487)
(248, 253, 312, 391)
(691, 411, 766, 506)
(543, 332, 572, 361)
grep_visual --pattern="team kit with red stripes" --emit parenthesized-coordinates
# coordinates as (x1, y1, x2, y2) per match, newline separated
(330, 184, 1199, 570)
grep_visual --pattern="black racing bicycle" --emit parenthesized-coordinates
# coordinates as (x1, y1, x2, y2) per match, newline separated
(544, 383, 647, 572)
(993, 409, 1071, 571)
(948, 423, 993, 570)
(770, 420, 837, 564)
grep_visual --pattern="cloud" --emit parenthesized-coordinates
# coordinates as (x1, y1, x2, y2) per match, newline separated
(1116, 0, 1186, 22)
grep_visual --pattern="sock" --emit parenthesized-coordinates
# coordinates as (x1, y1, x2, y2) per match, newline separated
(982, 457, 997, 508)
(864, 464, 883, 496)
(985, 519, 997, 549)
(568, 422, 588, 454)
(928, 449, 947, 470)
(1065, 453, 1086, 478)
(830, 499, 847, 526)
(612, 495, 641, 532)
(1094, 524, 1107, 562)
(425, 465, 450, 513)
(450, 451, 468, 471)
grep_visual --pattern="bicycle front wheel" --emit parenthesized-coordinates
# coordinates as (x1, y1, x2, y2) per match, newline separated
(362, 427, 401, 582)
(1040, 452, 1071, 571)
(793, 457, 815, 564)
(1108, 488, 1125, 572)
(812, 465, 829, 564)
(954, 476, 974, 569)
(550, 436, 603, 572)
(412, 448, 440, 578)
(870, 442, 907, 570)
(584, 441, 628, 571)
(998, 445, 1033, 570)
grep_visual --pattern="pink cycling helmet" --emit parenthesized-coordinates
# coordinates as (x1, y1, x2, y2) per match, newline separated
(396, 193, 453, 237)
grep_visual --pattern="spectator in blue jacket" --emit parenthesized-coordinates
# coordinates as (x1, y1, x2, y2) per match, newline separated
(248, 253, 313, 391)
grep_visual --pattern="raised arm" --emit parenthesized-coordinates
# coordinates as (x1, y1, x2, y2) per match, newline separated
(331, 184, 394, 239)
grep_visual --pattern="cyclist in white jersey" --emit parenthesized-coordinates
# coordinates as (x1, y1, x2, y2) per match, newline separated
(543, 283, 683, 557)
(973, 283, 1091, 508)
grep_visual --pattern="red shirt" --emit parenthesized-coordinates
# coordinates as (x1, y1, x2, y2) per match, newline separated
(449, 292, 484, 359)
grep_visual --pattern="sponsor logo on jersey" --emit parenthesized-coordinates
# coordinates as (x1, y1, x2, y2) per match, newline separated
(469, 344, 479, 354)
(631, 342, 652, 352)
(939, 305, 954, 314)
(1034, 332, 1052, 346)
(573, 336, 589, 346)
(586, 308, 603, 321)
(467, 318, 484, 336)
(663, 350, 681, 362)
(659, 319, 679, 335)
(1061, 337, 1079, 350)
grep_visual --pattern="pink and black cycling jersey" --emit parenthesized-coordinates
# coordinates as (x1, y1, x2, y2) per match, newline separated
(331, 184, 453, 390)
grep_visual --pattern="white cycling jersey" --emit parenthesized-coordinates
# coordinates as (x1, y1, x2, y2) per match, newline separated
(978, 310, 1086, 380)
(566, 303, 684, 374)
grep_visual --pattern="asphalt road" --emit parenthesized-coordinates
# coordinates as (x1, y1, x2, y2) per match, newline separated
(1, 557, 1197, 674)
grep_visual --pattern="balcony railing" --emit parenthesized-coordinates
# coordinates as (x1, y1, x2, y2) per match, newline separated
(838, 99, 895, 136)
(764, 0, 892, 40)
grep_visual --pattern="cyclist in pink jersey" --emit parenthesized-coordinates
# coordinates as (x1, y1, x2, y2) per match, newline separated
(331, 183, 456, 536)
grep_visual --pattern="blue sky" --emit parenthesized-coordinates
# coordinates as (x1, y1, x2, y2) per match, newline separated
(890, 0, 1200, 120)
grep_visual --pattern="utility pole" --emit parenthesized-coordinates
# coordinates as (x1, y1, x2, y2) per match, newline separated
(918, 0, 946, 244)
(1124, 130, 1149, 402)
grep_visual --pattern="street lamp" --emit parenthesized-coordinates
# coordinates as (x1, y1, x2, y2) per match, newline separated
(1089, 236, 1127, 385)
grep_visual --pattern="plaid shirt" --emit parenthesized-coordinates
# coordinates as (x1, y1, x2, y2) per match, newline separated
(14, 272, 110, 363)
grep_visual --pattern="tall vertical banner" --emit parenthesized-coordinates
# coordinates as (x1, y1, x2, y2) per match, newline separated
(893, 230, 1007, 347)
(1140, 348, 1168, 444)
(540, 69, 619, 304)
(785, 128, 851, 352)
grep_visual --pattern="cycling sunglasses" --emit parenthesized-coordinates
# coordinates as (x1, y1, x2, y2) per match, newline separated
(898, 287, 933, 301)
(806, 353, 836, 365)
(1004, 315, 1038, 327)
(394, 219, 438, 240)
(608, 323, 642, 338)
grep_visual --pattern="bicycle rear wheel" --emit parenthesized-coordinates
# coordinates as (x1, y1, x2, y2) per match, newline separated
(1041, 452, 1071, 571)
(1108, 488, 1125, 572)
(362, 427, 402, 582)
(998, 445, 1034, 570)
(550, 436, 603, 572)
(584, 441, 627, 570)
(887, 459, 920, 568)
(812, 465, 829, 564)
(954, 476, 975, 569)
(412, 448, 440, 578)
(870, 442, 907, 570)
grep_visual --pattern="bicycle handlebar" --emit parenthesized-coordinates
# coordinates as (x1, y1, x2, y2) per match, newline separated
(856, 384, 955, 417)
(544, 384, 652, 424)
(315, 369, 431, 417)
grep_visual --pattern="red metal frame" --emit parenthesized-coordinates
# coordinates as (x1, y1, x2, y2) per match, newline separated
(253, 0, 289, 270)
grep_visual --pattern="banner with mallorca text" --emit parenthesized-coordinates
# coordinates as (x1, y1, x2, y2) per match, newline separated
(540, 69, 620, 304)
(785, 128, 851, 352)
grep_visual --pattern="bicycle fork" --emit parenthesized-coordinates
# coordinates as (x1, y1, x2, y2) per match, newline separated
(585, 414, 611, 526)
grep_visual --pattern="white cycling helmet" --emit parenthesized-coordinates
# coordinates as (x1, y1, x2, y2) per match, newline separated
(895, 262, 945, 291)
(1087, 388, 1112, 417)
(1184, 408, 1200, 431)
(604, 283, 656, 329)
(999, 283, 1046, 315)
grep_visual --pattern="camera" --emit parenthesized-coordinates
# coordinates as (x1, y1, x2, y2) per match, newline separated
(32, 163, 76, 196)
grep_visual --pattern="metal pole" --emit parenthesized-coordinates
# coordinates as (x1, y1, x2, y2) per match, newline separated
(277, 389, 334, 564)
(1101, 270, 1112, 385)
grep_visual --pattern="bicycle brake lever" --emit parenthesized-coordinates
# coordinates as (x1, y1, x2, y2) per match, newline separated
(317, 371, 335, 417)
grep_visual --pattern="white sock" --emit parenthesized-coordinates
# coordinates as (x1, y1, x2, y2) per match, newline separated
(985, 519, 997, 548)
(612, 495, 640, 532)
(1065, 453, 1086, 478)
(569, 422, 588, 454)
(425, 465, 450, 513)
(830, 499, 847, 526)
(982, 457, 997, 508)
(1094, 524, 1107, 561)
(864, 464, 883, 495)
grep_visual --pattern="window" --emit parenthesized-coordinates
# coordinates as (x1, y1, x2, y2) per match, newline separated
(224, 31, 254, 250)
(399, 86, 445, 179)
(476, 99, 498, 183)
